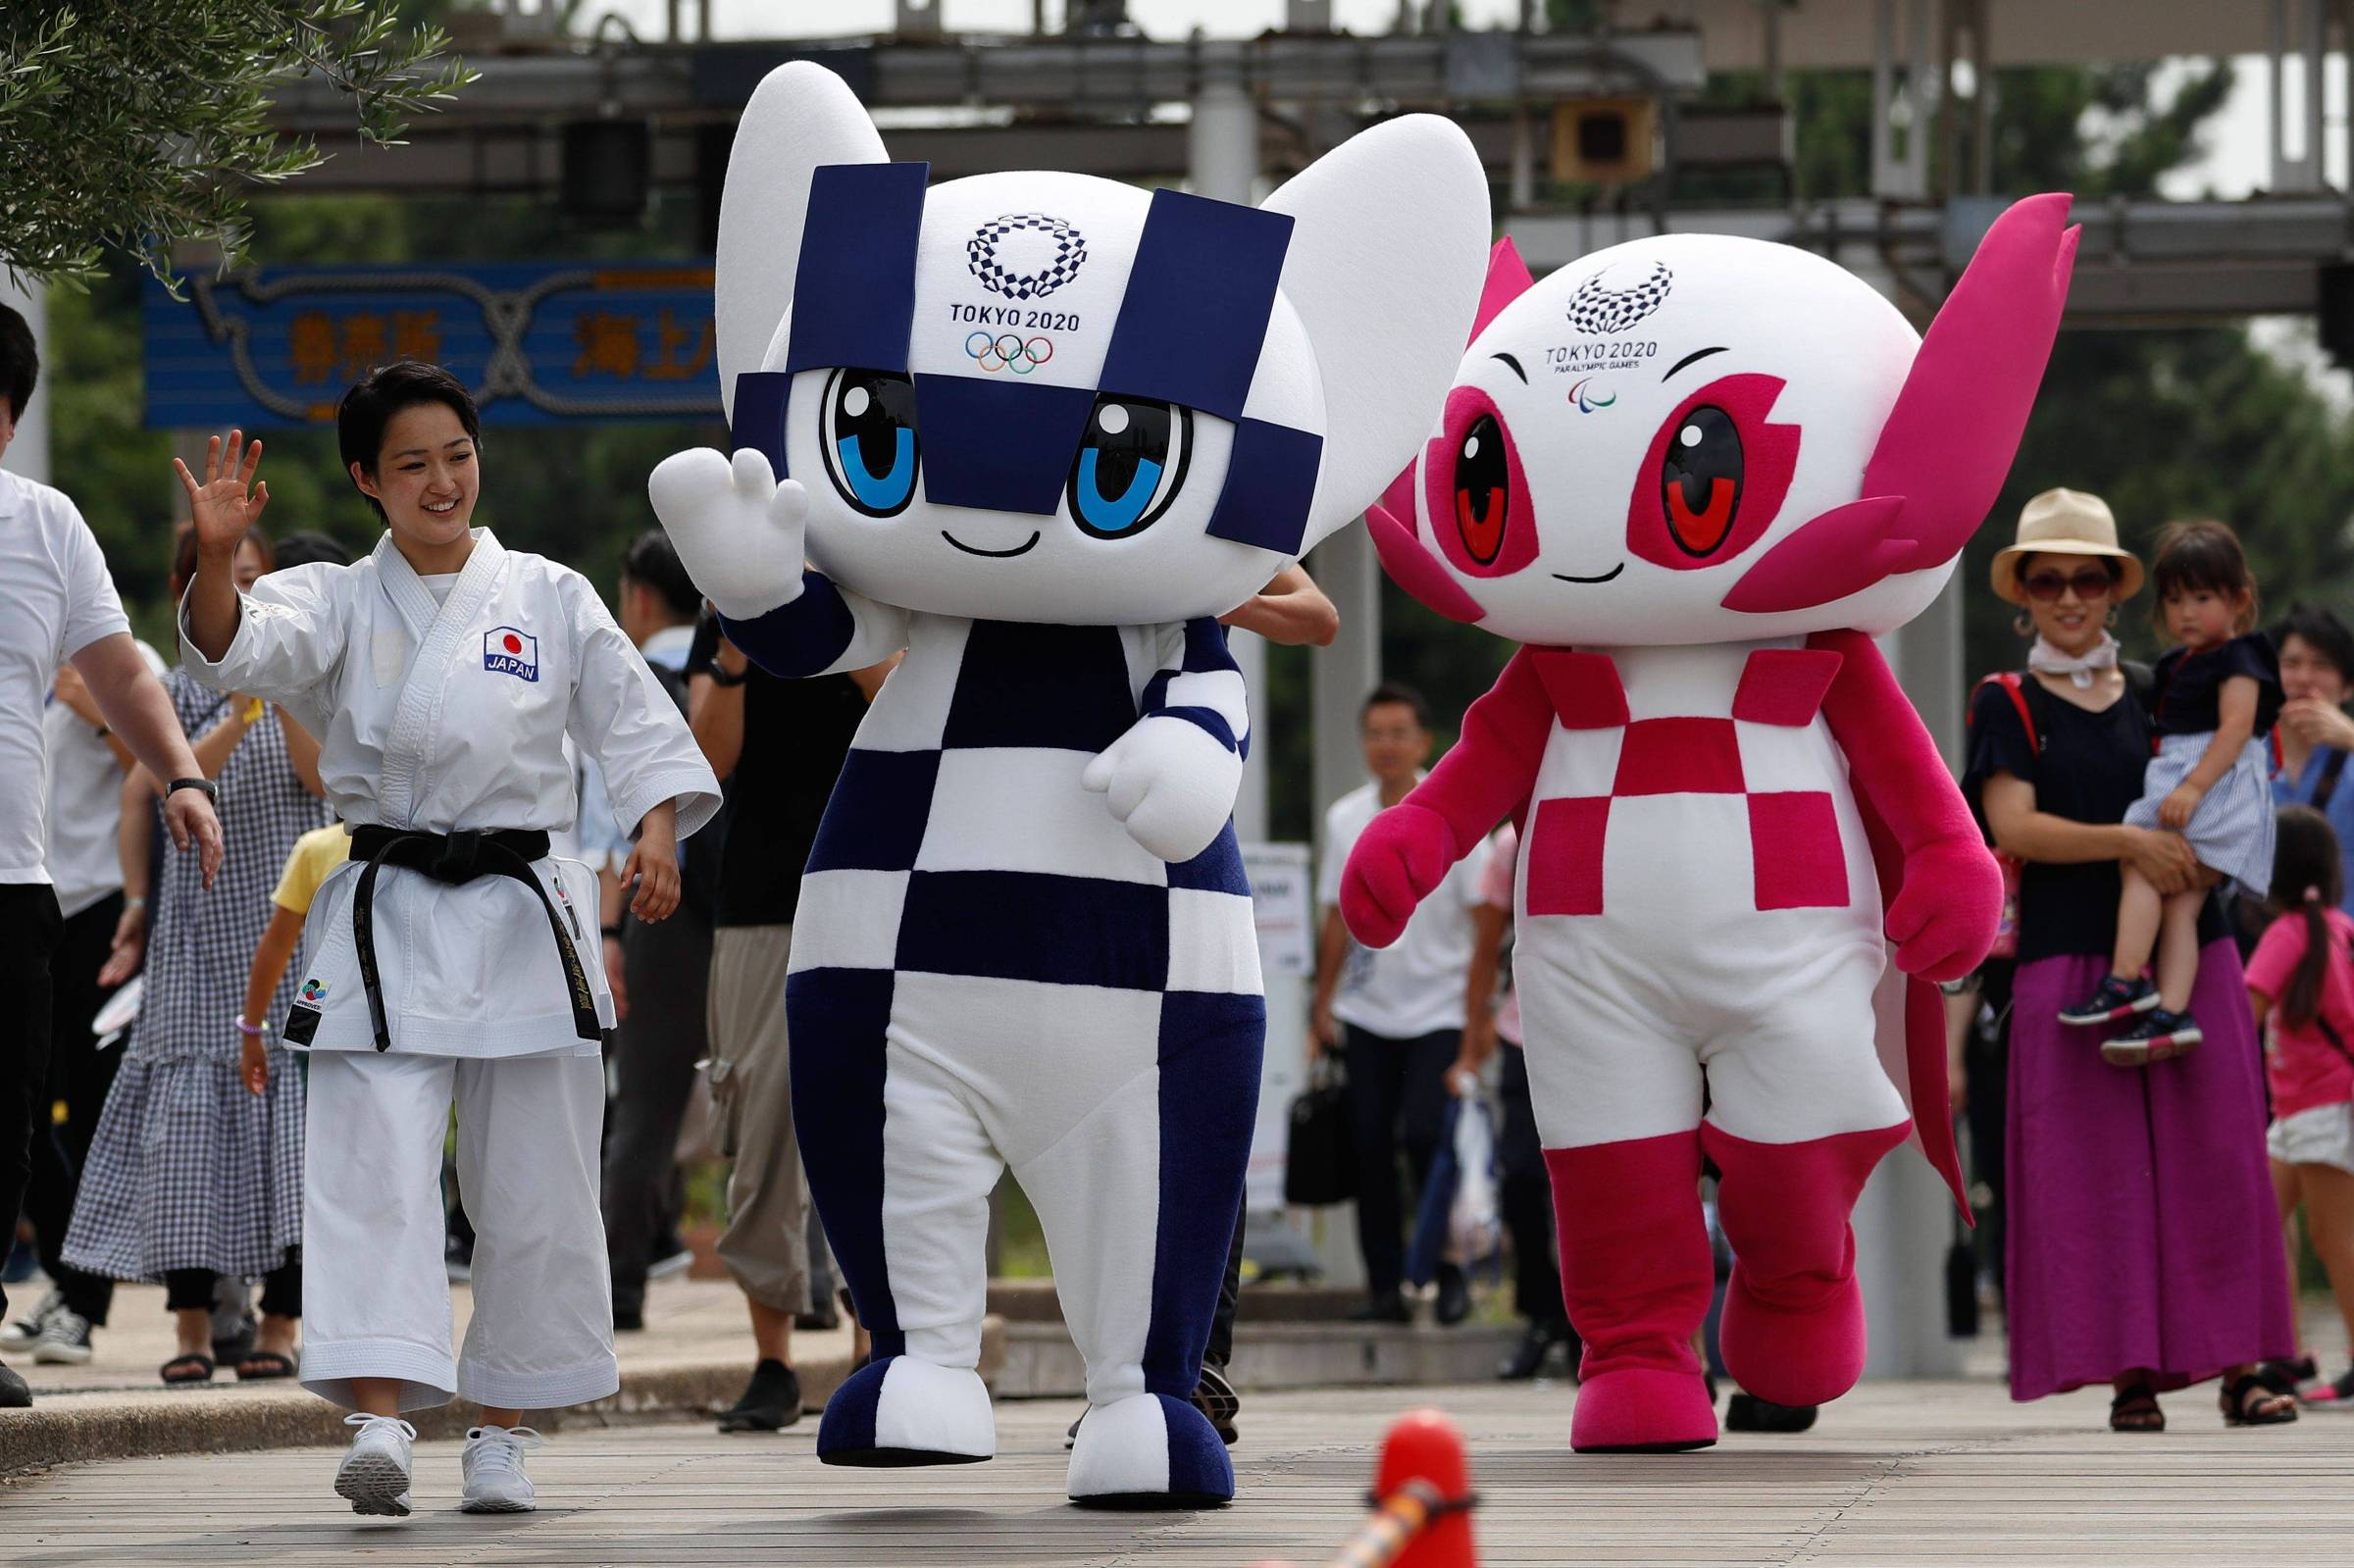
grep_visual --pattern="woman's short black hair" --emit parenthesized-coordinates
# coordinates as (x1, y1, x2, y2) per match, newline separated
(336, 361, 482, 521)
(2150, 519, 2258, 632)
(0, 303, 37, 426)
(2275, 602, 2354, 687)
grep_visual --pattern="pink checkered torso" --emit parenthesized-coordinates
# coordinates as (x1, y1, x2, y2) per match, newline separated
(1512, 640, 1882, 949)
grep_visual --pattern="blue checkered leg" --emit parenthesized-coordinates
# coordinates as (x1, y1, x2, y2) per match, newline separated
(777, 612, 1264, 1491)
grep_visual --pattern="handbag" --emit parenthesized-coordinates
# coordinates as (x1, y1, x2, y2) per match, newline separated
(1283, 1056, 1356, 1206)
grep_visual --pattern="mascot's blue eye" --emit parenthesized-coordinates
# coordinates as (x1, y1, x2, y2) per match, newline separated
(820, 368, 921, 517)
(1068, 396, 1190, 540)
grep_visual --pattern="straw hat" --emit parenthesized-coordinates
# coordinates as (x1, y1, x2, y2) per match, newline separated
(1989, 487, 2144, 605)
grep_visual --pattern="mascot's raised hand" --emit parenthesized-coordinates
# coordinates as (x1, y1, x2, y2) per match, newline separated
(1346, 194, 2075, 1457)
(646, 445, 809, 621)
(651, 60, 1488, 1507)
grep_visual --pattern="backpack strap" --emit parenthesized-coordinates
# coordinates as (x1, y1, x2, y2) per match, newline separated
(1970, 671, 2040, 754)
(2315, 749, 2350, 814)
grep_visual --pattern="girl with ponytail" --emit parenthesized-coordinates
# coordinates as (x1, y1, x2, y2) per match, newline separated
(2245, 804, 2354, 1405)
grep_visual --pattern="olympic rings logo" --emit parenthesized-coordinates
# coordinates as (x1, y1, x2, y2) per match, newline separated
(964, 331, 1054, 375)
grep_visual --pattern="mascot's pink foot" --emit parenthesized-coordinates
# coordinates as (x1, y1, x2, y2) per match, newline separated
(1703, 1120, 1910, 1408)
(1718, 1267, 1867, 1409)
(1570, 1366, 1719, 1453)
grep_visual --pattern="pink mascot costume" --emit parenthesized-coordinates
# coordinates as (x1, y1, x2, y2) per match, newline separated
(1342, 195, 2078, 1452)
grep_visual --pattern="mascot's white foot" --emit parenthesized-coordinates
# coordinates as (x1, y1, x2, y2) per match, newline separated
(815, 1355, 996, 1467)
(1066, 1391, 1234, 1509)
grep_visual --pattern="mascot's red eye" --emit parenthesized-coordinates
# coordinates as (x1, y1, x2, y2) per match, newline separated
(1660, 406, 1744, 556)
(1454, 414, 1510, 565)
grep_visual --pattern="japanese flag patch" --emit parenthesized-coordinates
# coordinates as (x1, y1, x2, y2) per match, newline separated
(484, 626, 539, 682)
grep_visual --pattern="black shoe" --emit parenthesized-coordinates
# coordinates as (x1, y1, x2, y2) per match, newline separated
(2100, 1007, 2203, 1067)
(1433, 1270, 1471, 1328)
(612, 1304, 645, 1333)
(716, 1358, 802, 1433)
(210, 1311, 256, 1368)
(1724, 1391, 1817, 1433)
(2058, 974, 2158, 1028)
(2256, 1356, 2318, 1397)
(1497, 1319, 1572, 1381)
(1348, 1290, 1411, 1325)
(0, 1358, 27, 1408)
(1192, 1364, 1241, 1445)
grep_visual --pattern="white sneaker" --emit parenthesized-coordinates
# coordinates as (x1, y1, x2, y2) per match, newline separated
(0, 1290, 62, 1353)
(461, 1424, 547, 1513)
(335, 1413, 416, 1517)
(30, 1307, 92, 1365)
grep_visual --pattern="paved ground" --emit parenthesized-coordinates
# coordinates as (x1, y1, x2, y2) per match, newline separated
(7, 1377, 2353, 1567)
(6, 1273, 822, 1402)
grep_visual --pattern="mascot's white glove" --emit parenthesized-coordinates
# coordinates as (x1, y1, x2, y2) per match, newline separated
(647, 446, 809, 622)
(1082, 715, 1244, 864)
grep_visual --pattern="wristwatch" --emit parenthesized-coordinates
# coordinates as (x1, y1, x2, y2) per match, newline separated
(166, 777, 219, 803)
(707, 664, 748, 687)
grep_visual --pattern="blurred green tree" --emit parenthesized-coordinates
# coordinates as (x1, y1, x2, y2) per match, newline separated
(0, 2, 474, 290)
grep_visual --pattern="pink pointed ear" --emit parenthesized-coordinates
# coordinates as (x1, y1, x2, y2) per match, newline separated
(1473, 237, 1536, 342)
(1367, 503, 1487, 624)
(1865, 193, 2078, 573)
(1723, 194, 2078, 617)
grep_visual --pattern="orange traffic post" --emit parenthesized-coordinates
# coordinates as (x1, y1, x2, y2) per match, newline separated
(1327, 1407, 1478, 1568)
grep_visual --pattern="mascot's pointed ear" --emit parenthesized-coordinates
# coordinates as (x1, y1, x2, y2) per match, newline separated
(1259, 115, 1490, 553)
(1859, 193, 2078, 572)
(1472, 237, 1536, 342)
(714, 62, 889, 421)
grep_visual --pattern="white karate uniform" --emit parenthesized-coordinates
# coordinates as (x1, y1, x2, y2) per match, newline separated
(181, 529, 721, 1412)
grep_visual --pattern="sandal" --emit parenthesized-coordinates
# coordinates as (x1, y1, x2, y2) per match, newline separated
(2221, 1372, 2299, 1427)
(160, 1352, 215, 1386)
(235, 1349, 297, 1382)
(2109, 1381, 2165, 1432)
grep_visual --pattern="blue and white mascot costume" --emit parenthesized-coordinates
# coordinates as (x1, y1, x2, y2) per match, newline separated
(653, 62, 1487, 1506)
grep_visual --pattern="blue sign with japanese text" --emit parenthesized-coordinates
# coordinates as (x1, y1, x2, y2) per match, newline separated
(143, 260, 724, 428)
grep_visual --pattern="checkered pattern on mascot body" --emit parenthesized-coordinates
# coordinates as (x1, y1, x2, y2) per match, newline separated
(1342, 195, 2079, 1455)
(649, 61, 1489, 1505)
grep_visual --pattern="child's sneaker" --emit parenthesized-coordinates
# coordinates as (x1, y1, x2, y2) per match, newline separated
(2302, 1366, 2354, 1406)
(335, 1413, 416, 1517)
(461, 1424, 546, 1513)
(0, 1289, 60, 1354)
(2059, 974, 2160, 1027)
(29, 1307, 92, 1365)
(2100, 1008, 2203, 1067)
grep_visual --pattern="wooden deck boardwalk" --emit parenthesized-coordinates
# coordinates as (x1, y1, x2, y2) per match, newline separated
(5, 1377, 2350, 1566)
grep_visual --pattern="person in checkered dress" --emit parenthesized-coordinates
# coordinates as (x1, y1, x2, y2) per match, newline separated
(651, 64, 1489, 1505)
(65, 553, 332, 1382)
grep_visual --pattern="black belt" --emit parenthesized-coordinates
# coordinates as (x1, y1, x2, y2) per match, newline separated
(343, 826, 600, 1052)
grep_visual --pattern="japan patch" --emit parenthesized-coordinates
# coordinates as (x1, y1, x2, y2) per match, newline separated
(484, 626, 539, 682)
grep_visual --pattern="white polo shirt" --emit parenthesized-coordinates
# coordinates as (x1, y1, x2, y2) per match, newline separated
(1, 468, 131, 886)
(43, 639, 166, 917)
(1318, 778, 1489, 1040)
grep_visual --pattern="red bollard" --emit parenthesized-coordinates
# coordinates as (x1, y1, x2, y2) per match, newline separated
(1348, 1408, 1477, 1568)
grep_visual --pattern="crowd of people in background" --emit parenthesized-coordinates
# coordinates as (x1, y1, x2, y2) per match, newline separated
(5, 308, 2354, 1456)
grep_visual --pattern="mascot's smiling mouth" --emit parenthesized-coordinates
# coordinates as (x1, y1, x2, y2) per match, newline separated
(1553, 564, 1626, 584)
(942, 530, 1042, 559)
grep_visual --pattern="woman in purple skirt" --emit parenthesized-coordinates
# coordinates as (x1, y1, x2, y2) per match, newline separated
(1966, 489, 2297, 1430)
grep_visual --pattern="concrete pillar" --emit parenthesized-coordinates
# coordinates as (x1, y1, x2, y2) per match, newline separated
(1191, 73, 1268, 841)
(0, 277, 51, 486)
(1860, 572, 1970, 1379)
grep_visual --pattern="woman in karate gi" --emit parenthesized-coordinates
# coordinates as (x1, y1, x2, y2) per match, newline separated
(177, 363, 721, 1518)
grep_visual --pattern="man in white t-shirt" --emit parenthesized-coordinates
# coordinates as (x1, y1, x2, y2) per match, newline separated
(0, 305, 222, 1407)
(1310, 683, 1488, 1326)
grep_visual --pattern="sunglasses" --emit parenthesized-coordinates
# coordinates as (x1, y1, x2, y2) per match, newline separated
(2021, 566, 2116, 601)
